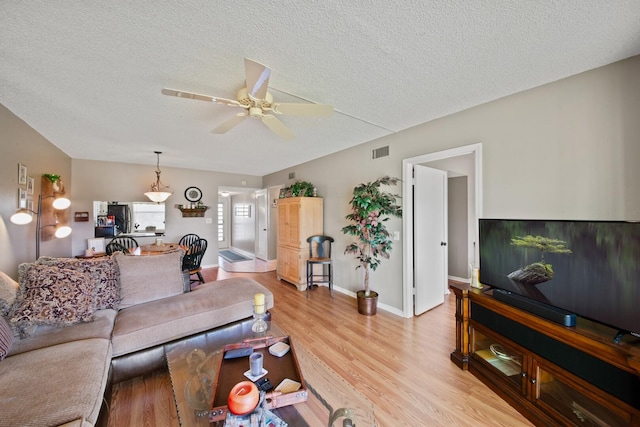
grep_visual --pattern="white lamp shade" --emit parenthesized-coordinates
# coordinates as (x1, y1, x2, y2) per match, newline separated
(54, 225, 72, 238)
(52, 197, 71, 210)
(10, 209, 34, 225)
(145, 191, 172, 203)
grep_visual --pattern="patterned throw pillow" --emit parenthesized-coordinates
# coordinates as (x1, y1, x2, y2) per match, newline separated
(36, 256, 120, 309)
(0, 271, 19, 317)
(0, 316, 12, 360)
(11, 264, 97, 338)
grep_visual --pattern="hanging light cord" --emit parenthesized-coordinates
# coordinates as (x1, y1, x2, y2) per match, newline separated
(151, 151, 169, 192)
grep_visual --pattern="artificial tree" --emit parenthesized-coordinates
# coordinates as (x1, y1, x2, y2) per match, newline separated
(342, 176, 402, 313)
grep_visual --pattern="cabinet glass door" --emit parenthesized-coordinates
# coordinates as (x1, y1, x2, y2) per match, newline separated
(471, 327, 525, 392)
(532, 361, 629, 426)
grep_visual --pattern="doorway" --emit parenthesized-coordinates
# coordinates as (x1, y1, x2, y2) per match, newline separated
(217, 186, 260, 257)
(401, 143, 483, 318)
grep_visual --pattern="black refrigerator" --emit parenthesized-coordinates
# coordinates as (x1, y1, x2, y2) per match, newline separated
(107, 204, 131, 235)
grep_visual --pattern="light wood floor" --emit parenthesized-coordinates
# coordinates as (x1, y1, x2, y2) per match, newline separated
(108, 268, 533, 426)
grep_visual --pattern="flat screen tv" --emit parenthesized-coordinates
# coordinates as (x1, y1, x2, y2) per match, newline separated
(479, 219, 640, 336)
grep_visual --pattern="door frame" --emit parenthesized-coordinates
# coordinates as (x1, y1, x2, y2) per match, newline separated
(401, 143, 483, 318)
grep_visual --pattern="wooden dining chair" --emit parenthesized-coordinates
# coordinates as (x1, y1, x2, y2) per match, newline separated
(179, 233, 200, 247)
(182, 238, 208, 284)
(106, 241, 128, 255)
(306, 235, 334, 298)
(109, 236, 139, 254)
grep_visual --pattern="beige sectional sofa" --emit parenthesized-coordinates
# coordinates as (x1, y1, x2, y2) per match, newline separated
(0, 250, 274, 427)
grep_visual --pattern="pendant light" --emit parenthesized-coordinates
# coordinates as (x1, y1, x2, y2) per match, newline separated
(144, 151, 173, 203)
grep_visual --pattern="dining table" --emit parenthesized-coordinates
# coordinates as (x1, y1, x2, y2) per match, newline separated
(138, 242, 186, 255)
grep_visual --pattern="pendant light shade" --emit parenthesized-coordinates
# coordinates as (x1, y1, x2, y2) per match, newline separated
(10, 208, 34, 225)
(144, 151, 173, 203)
(54, 224, 72, 238)
(52, 196, 71, 210)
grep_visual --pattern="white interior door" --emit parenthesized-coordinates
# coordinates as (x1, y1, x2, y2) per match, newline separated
(255, 190, 268, 260)
(414, 164, 447, 315)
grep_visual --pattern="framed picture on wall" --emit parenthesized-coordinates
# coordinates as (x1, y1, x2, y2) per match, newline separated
(18, 188, 27, 208)
(18, 163, 27, 185)
(27, 177, 35, 194)
(27, 198, 34, 213)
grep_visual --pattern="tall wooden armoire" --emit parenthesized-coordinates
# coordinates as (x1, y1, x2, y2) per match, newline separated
(276, 197, 323, 290)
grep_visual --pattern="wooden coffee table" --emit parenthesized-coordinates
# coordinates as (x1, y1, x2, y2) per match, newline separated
(166, 321, 375, 426)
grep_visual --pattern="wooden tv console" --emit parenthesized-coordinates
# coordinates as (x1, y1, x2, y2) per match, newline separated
(450, 282, 640, 426)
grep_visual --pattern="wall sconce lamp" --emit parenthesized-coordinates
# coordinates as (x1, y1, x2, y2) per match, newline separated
(144, 151, 173, 203)
(10, 192, 72, 259)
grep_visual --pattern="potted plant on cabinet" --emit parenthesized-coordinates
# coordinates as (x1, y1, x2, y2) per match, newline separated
(43, 173, 63, 192)
(342, 176, 402, 315)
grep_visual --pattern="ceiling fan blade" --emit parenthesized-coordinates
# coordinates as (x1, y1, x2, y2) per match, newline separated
(262, 115, 295, 140)
(244, 58, 271, 100)
(271, 102, 333, 117)
(161, 88, 241, 107)
(212, 112, 248, 134)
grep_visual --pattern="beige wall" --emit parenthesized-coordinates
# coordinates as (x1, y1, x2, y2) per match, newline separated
(70, 159, 262, 266)
(263, 55, 640, 311)
(448, 176, 468, 279)
(0, 104, 72, 278)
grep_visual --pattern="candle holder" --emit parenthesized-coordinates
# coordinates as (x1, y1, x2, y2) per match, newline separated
(252, 304, 268, 333)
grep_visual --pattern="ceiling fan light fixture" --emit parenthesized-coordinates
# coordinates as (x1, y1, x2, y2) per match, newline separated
(144, 151, 173, 203)
(162, 58, 332, 140)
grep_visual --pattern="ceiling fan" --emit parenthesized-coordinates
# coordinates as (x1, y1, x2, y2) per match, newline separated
(161, 58, 333, 140)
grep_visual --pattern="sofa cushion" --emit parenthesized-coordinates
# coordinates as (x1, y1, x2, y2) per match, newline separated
(0, 271, 19, 317)
(8, 309, 117, 357)
(111, 277, 274, 357)
(37, 256, 120, 310)
(114, 250, 185, 309)
(11, 264, 97, 337)
(0, 338, 111, 427)
(0, 316, 12, 361)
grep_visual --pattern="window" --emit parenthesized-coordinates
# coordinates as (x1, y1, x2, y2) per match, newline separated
(217, 202, 224, 242)
(132, 202, 165, 232)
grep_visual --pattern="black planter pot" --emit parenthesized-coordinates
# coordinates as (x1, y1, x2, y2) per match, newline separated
(356, 290, 378, 316)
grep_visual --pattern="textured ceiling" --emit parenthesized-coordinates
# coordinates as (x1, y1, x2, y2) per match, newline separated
(2, 1, 640, 176)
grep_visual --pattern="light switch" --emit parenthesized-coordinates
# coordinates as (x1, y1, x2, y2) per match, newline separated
(393, 231, 400, 241)
(205, 218, 213, 224)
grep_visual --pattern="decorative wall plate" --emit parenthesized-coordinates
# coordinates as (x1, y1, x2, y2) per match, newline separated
(184, 186, 202, 202)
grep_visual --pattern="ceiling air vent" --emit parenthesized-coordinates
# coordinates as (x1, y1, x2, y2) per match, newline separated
(372, 146, 389, 159)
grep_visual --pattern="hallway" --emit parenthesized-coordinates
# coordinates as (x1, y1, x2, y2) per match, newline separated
(217, 253, 277, 273)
